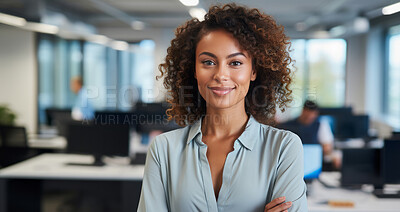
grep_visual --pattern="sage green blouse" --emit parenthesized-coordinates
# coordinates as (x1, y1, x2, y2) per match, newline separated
(138, 115, 308, 212)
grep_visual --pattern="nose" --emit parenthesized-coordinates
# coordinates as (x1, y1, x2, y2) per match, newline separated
(213, 64, 229, 82)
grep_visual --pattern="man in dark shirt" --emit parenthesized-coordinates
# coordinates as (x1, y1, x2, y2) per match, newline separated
(278, 100, 334, 158)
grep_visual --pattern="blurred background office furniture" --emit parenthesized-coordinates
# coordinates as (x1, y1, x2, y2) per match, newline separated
(45, 108, 73, 127)
(307, 172, 400, 212)
(66, 122, 130, 166)
(303, 144, 323, 197)
(0, 125, 38, 168)
(341, 148, 382, 187)
(304, 144, 323, 181)
(331, 115, 370, 141)
(340, 139, 400, 198)
(0, 153, 144, 212)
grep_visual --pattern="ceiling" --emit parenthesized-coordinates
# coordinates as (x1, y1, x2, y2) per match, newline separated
(1, 0, 399, 38)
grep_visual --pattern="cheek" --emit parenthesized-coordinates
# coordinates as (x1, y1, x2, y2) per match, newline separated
(195, 67, 212, 86)
(232, 71, 252, 88)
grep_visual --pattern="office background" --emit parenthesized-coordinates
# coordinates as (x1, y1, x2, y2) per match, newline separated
(1, 0, 400, 135)
(1, 0, 400, 211)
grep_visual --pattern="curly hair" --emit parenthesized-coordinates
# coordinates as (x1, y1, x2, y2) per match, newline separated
(158, 3, 293, 126)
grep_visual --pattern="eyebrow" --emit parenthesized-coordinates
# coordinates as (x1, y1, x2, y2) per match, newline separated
(198, 52, 247, 59)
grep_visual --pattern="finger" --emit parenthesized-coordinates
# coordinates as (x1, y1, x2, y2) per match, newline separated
(275, 201, 292, 212)
(265, 201, 292, 212)
(265, 196, 286, 210)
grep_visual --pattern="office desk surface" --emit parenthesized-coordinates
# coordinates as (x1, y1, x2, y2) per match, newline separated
(308, 172, 400, 212)
(0, 153, 144, 181)
(2, 155, 400, 211)
(28, 135, 67, 149)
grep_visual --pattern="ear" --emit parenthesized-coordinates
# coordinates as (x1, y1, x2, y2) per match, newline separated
(250, 69, 257, 81)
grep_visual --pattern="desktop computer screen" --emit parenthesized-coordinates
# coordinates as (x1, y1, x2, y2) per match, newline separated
(318, 107, 353, 117)
(303, 144, 323, 180)
(382, 139, 400, 184)
(333, 115, 369, 140)
(94, 111, 137, 127)
(341, 148, 382, 186)
(67, 123, 130, 166)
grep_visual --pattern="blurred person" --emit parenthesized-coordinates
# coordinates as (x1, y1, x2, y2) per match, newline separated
(278, 100, 339, 169)
(138, 4, 307, 212)
(70, 76, 94, 121)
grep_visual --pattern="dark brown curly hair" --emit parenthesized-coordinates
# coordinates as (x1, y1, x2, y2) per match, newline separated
(158, 3, 293, 126)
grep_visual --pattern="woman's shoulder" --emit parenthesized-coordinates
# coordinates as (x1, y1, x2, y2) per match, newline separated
(259, 122, 300, 139)
(150, 125, 191, 149)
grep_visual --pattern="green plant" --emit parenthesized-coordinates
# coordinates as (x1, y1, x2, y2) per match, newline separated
(0, 105, 17, 126)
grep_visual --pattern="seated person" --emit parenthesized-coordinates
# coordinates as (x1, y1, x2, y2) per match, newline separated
(70, 77, 94, 121)
(278, 100, 339, 169)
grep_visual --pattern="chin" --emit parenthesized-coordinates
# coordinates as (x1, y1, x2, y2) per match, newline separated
(207, 98, 239, 110)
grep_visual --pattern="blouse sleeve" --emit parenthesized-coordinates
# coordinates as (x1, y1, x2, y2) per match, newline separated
(271, 133, 308, 211)
(137, 137, 169, 212)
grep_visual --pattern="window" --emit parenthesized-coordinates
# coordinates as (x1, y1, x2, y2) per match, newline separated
(38, 35, 81, 124)
(385, 25, 400, 125)
(37, 34, 155, 126)
(288, 39, 347, 117)
(130, 40, 155, 103)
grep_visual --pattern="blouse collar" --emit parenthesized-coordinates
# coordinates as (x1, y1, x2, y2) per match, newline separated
(186, 114, 258, 151)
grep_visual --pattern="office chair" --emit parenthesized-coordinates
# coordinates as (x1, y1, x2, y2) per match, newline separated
(0, 125, 37, 167)
(0, 125, 28, 148)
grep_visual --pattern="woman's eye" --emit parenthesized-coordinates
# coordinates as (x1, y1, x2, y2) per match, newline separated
(230, 61, 242, 66)
(202, 60, 215, 66)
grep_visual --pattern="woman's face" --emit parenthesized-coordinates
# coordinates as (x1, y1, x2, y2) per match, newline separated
(195, 29, 256, 110)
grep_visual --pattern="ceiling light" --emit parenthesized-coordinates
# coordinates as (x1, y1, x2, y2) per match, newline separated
(131, 21, 145, 30)
(189, 8, 206, 21)
(24, 22, 59, 34)
(179, 0, 199, 7)
(57, 30, 82, 40)
(0, 12, 26, 27)
(111, 40, 129, 51)
(88, 34, 110, 45)
(312, 30, 330, 39)
(382, 2, 400, 15)
(329, 25, 346, 37)
(353, 17, 369, 33)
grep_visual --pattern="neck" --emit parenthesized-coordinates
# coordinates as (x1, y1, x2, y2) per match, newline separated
(201, 103, 249, 138)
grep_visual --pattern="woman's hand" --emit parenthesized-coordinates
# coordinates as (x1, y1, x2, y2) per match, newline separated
(264, 196, 292, 212)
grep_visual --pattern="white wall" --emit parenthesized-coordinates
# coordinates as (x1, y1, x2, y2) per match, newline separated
(0, 24, 37, 133)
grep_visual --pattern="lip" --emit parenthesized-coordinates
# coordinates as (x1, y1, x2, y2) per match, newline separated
(208, 86, 235, 96)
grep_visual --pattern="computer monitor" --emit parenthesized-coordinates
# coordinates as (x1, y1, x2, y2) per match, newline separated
(66, 123, 130, 166)
(133, 102, 180, 133)
(382, 139, 400, 184)
(303, 144, 323, 180)
(45, 108, 72, 126)
(341, 148, 382, 186)
(318, 107, 353, 117)
(333, 115, 369, 140)
(94, 111, 137, 127)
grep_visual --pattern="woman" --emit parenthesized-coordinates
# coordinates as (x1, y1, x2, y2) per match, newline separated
(138, 3, 307, 212)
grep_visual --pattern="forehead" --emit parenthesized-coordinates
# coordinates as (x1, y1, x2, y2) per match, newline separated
(195, 29, 248, 56)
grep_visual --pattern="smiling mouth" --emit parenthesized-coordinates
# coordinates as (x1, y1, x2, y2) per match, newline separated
(208, 87, 235, 96)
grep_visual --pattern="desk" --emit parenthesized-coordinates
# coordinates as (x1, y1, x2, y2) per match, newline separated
(0, 153, 144, 212)
(2, 156, 399, 212)
(308, 172, 400, 212)
(28, 135, 67, 149)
